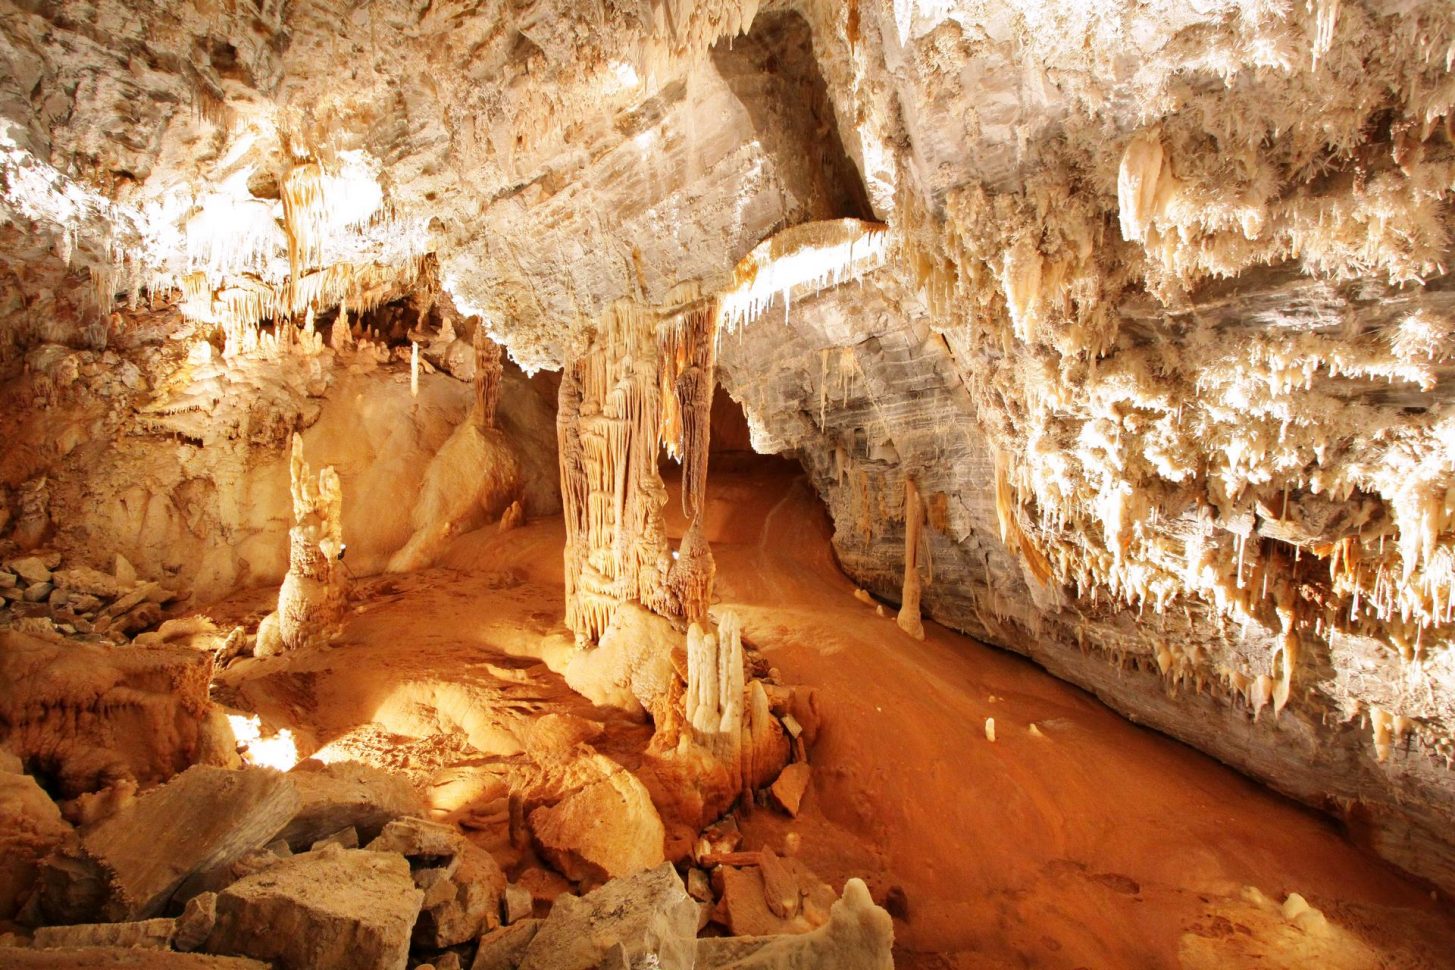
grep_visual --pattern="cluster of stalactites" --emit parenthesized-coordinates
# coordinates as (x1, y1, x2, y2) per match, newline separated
(716, 219, 891, 334)
(474, 327, 505, 430)
(559, 299, 720, 643)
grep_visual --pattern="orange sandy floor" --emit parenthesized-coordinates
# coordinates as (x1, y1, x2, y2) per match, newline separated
(210, 456, 1455, 969)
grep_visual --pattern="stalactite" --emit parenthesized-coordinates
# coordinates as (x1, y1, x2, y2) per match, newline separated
(474, 327, 505, 430)
(898, 475, 926, 641)
(716, 219, 890, 334)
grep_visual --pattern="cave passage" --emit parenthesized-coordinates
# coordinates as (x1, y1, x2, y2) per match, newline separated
(4, 2, 1455, 969)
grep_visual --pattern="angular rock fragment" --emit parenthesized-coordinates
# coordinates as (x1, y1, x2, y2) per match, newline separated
(528, 762, 665, 884)
(502, 882, 533, 924)
(768, 762, 811, 818)
(173, 892, 218, 952)
(204, 845, 422, 970)
(35, 766, 299, 923)
(712, 852, 836, 937)
(695, 878, 894, 969)
(366, 816, 506, 948)
(276, 760, 424, 849)
(0, 766, 73, 920)
(518, 863, 697, 970)
(471, 919, 540, 970)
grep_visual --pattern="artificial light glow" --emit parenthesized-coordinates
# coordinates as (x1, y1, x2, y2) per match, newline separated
(228, 713, 300, 771)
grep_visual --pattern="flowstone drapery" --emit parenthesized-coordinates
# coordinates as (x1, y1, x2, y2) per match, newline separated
(558, 301, 719, 644)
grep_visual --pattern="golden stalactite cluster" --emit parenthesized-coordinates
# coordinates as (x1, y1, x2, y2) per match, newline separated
(558, 299, 720, 644)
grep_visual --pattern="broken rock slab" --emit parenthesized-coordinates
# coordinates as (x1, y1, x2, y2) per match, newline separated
(0, 766, 73, 921)
(470, 919, 540, 970)
(3, 948, 268, 969)
(32, 918, 176, 950)
(35, 766, 299, 923)
(366, 816, 506, 948)
(204, 845, 423, 970)
(517, 862, 698, 970)
(276, 759, 424, 850)
(695, 878, 894, 970)
(528, 760, 665, 885)
(768, 762, 811, 818)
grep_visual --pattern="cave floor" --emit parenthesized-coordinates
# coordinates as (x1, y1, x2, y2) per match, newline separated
(207, 456, 1455, 969)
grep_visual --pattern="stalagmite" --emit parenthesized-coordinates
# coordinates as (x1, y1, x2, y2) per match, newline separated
(410, 341, 420, 398)
(257, 434, 348, 656)
(898, 476, 926, 641)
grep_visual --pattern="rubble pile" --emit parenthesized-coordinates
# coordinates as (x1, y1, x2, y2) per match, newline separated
(0, 751, 894, 970)
(0, 552, 178, 642)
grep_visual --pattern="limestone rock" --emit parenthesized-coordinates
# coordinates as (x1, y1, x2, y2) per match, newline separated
(52, 566, 121, 598)
(0, 768, 73, 921)
(3, 949, 268, 969)
(0, 630, 214, 798)
(711, 853, 836, 937)
(695, 878, 894, 970)
(528, 762, 666, 884)
(365, 816, 506, 948)
(470, 919, 540, 970)
(276, 760, 424, 850)
(503, 882, 533, 924)
(768, 762, 811, 818)
(6, 557, 51, 584)
(33, 918, 176, 950)
(174, 892, 218, 952)
(36, 766, 299, 923)
(518, 863, 697, 970)
(204, 846, 423, 970)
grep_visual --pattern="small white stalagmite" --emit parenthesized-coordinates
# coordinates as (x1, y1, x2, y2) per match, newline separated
(410, 340, 420, 398)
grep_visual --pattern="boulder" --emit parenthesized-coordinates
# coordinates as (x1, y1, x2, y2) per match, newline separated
(470, 920, 540, 970)
(695, 878, 894, 970)
(33, 918, 176, 950)
(528, 761, 665, 884)
(518, 863, 697, 970)
(366, 817, 506, 948)
(35, 766, 299, 923)
(0, 768, 73, 920)
(276, 760, 423, 850)
(0, 630, 215, 798)
(204, 845, 423, 970)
